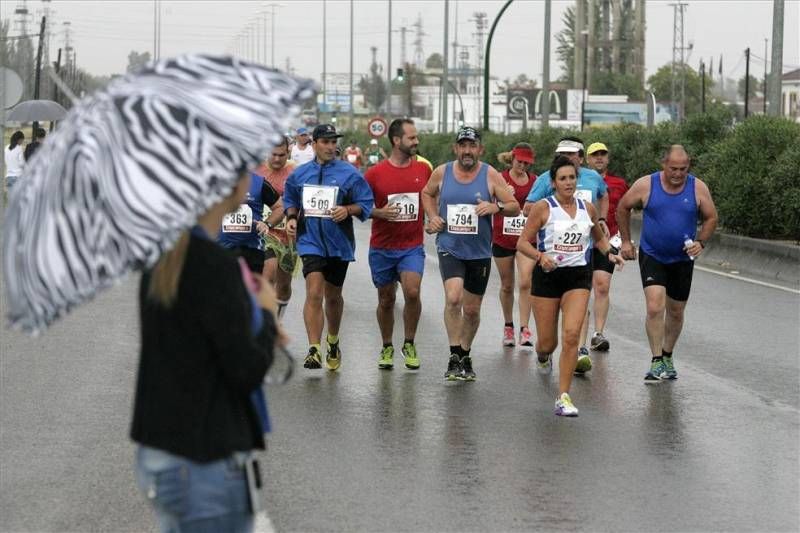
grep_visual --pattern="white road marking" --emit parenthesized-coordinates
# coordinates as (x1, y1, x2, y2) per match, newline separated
(694, 265, 800, 295)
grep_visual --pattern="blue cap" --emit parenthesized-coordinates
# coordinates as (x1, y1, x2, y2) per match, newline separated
(296, 127, 309, 135)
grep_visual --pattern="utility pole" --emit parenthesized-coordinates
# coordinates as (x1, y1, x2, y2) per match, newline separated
(700, 60, 705, 113)
(670, 2, 689, 122)
(541, 0, 551, 129)
(744, 47, 750, 118)
(768, 0, 784, 116)
(387, 0, 392, 114)
(763, 38, 768, 113)
(32, 16, 45, 134)
(349, 0, 354, 129)
(322, 0, 327, 115)
(580, 30, 589, 130)
(265, 3, 282, 68)
(441, 0, 449, 133)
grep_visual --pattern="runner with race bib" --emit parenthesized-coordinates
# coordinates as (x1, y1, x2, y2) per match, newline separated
(364, 118, 432, 371)
(492, 143, 538, 348)
(422, 126, 520, 382)
(523, 137, 609, 371)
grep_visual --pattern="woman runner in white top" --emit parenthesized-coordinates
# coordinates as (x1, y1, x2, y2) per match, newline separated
(517, 155, 623, 417)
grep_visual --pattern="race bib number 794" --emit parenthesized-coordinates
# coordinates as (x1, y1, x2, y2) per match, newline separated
(446, 204, 478, 234)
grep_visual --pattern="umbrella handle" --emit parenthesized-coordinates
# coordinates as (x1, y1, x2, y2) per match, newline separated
(47, 69, 78, 105)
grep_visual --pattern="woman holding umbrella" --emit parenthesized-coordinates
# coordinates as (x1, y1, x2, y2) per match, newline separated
(2, 55, 314, 532)
(4, 130, 25, 191)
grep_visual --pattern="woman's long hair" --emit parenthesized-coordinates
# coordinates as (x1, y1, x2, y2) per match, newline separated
(8, 131, 24, 151)
(147, 231, 190, 307)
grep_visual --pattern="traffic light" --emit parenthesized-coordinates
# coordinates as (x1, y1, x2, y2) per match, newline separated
(396, 68, 404, 82)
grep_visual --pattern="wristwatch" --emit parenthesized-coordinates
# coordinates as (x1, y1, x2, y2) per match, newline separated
(265, 221, 275, 230)
(496, 200, 505, 213)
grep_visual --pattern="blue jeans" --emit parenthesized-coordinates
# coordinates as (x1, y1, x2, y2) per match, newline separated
(135, 446, 254, 533)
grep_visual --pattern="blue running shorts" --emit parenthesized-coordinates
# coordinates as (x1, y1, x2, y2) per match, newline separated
(368, 246, 425, 288)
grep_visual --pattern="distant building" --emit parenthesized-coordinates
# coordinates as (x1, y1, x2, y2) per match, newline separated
(781, 68, 800, 123)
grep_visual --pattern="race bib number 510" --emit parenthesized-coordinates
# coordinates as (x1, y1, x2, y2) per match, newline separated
(302, 185, 338, 218)
(387, 192, 419, 222)
(447, 204, 478, 234)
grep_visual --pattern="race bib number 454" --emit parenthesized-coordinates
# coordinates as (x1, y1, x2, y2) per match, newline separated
(387, 192, 419, 222)
(302, 185, 338, 218)
(447, 204, 478, 234)
(502, 215, 526, 236)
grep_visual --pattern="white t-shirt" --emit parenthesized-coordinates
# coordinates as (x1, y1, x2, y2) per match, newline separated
(4, 145, 25, 176)
(291, 144, 314, 166)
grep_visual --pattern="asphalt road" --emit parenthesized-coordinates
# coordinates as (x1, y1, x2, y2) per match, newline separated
(1, 223, 798, 532)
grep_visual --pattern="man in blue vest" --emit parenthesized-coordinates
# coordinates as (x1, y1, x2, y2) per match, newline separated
(421, 126, 520, 382)
(617, 145, 718, 383)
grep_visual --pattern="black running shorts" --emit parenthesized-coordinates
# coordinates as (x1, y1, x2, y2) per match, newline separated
(638, 250, 694, 301)
(491, 243, 517, 258)
(531, 264, 592, 298)
(438, 251, 492, 296)
(301, 255, 350, 287)
(591, 247, 615, 275)
(230, 246, 265, 274)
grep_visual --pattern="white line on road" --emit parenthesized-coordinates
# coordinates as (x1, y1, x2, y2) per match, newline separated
(695, 265, 800, 295)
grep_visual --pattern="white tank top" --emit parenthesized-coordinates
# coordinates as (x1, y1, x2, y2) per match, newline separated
(537, 196, 593, 267)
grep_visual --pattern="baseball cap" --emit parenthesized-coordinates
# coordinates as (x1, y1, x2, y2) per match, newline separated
(455, 126, 481, 143)
(587, 142, 609, 155)
(555, 139, 584, 153)
(512, 146, 535, 163)
(312, 124, 343, 141)
(296, 127, 309, 135)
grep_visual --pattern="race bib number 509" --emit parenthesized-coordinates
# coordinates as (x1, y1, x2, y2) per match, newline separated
(302, 185, 338, 218)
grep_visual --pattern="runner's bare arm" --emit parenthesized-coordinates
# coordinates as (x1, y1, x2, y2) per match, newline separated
(587, 202, 624, 269)
(693, 178, 719, 255)
(422, 165, 445, 233)
(616, 176, 650, 259)
(487, 168, 520, 216)
(517, 200, 556, 271)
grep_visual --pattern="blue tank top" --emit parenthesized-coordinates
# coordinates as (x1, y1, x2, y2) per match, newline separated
(640, 172, 697, 263)
(436, 162, 492, 259)
(218, 173, 265, 250)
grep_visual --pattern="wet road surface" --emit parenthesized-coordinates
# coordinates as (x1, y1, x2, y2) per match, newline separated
(1, 223, 798, 532)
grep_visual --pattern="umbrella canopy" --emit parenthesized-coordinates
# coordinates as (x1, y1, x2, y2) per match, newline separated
(3, 54, 315, 333)
(6, 99, 68, 122)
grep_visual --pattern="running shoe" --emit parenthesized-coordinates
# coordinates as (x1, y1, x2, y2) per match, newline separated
(402, 342, 420, 370)
(644, 358, 667, 383)
(303, 346, 322, 369)
(590, 332, 610, 351)
(554, 392, 579, 417)
(502, 326, 515, 347)
(519, 327, 533, 347)
(326, 342, 341, 371)
(536, 353, 552, 374)
(460, 356, 476, 381)
(444, 353, 462, 381)
(662, 355, 678, 380)
(378, 345, 394, 370)
(574, 348, 592, 374)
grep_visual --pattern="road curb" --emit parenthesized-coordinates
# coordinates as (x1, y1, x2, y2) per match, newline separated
(630, 215, 799, 286)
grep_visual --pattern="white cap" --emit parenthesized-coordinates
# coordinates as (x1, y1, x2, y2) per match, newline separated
(555, 140, 584, 153)
(370, 138, 378, 144)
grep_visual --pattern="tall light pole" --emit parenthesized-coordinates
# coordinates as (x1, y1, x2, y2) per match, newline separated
(349, 0, 354, 129)
(322, 0, 327, 114)
(265, 3, 283, 68)
(483, 0, 514, 131)
(541, 0, 551, 129)
(768, 0, 784, 116)
(441, 0, 450, 133)
(580, 30, 589, 130)
(763, 37, 768, 114)
(387, 0, 392, 114)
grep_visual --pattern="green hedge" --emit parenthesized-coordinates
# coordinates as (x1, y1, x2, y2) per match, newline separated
(337, 110, 799, 240)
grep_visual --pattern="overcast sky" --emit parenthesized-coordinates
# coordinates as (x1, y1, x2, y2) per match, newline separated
(3, 0, 798, 85)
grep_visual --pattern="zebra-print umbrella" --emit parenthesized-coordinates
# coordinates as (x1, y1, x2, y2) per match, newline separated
(2, 54, 316, 334)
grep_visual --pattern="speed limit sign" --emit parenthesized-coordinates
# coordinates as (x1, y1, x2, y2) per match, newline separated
(367, 117, 388, 138)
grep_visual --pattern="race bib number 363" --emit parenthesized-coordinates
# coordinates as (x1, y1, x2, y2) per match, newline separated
(302, 185, 338, 218)
(387, 192, 419, 222)
(222, 204, 253, 233)
(447, 204, 478, 234)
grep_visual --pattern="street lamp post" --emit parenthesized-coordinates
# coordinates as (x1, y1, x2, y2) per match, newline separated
(580, 30, 589, 131)
(483, 0, 515, 131)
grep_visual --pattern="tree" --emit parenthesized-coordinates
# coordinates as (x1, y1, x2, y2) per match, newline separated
(358, 48, 386, 113)
(554, 6, 576, 86)
(126, 51, 152, 73)
(647, 63, 714, 116)
(737, 74, 761, 99)
(593, 72, 644, 100)
(425, 53, 443, 70)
